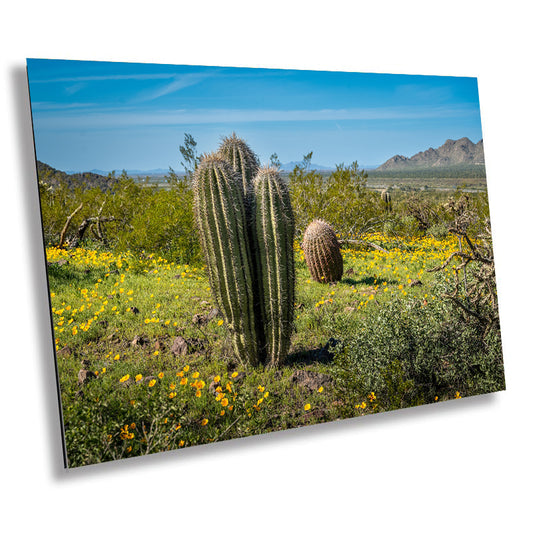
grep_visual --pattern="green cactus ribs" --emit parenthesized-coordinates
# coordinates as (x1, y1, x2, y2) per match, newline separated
(218, 132, 260, 192)
(192, 153, 260, 365)
(302, 219, 343, 283)
(253, 166, 295, 367)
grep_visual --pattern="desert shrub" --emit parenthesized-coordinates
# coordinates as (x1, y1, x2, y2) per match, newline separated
(398, 215, 421, 238)
(39, 172, 202, 264)
(427, 222, 449, 240)
(288, 159, 381, 237)
(325, 292, 505, 410)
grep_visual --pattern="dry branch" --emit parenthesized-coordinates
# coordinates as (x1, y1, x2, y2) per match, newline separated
(58, 203, 83, 248)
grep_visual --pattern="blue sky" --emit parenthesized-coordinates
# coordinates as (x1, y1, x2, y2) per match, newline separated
(27, 58, 483, 172)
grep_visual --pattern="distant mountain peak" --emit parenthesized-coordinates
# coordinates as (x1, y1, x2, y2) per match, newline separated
(378, 138, 485, 170)
(36, 161, 117, 191)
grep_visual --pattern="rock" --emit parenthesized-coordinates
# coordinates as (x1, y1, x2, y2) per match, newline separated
(57, 346, 72, 357)
(131, 334, 147, 347)
(344, 306, 356, 312)
(192, 313, 208, 327)
(209, 380, 220, 396)
(171, 336, 188, 357)
(409, 279, 422, 287)
(154, 339, 164, 352)
(290, 370, 332, 391)
(188, 338, 206, 353)
(78, 369, 97, 386)
(206, 307, 219, 321)
(129, 306, 140, 314)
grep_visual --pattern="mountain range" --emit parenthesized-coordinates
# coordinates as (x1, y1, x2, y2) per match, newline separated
(279, 161, 333, 172)
(37, 161, 117, 191)
(377, 137, 484, 170)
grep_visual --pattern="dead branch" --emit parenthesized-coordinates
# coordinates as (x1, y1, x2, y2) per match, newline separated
(59, 203, 83, 248)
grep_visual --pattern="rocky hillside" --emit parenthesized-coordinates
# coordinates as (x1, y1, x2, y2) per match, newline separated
(378, 138, 485, 170)
(37, 161, 117, 191)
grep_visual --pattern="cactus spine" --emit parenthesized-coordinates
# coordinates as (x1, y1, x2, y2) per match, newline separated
(302, 219, 343, 283)
(218, 132, 260, 192)
(194, 136, 295, 367)
(253, 167, 295, 367)
(193, 154, 260, 365)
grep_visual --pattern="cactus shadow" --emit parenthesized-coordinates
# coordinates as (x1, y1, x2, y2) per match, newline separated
(339, 276, 399, 286)
(285, 339, 338, 366)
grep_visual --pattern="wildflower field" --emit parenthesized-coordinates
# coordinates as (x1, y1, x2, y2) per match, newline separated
(47, 231, 504, 467)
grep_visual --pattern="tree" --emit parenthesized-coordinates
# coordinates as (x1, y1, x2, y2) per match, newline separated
(302, 151, 313, 170)
(179, 133, 201, 178)
(269, 152, 281, 169)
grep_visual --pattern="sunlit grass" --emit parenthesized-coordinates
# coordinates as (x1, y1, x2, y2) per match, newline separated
(47, 234, 470, 467)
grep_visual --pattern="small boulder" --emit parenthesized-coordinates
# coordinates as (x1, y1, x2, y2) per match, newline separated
(78, 369, 97, 386)
(171, 336, 188, 357)
(290, 370, 332, 391)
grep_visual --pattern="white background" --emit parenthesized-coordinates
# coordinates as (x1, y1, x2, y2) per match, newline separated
(1, 2, 531, 531)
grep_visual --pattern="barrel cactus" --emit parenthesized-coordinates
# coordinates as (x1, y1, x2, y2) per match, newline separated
(252, 166, 295, 367)
(302, 219, 343, 283)
(193, 153, 261, 365)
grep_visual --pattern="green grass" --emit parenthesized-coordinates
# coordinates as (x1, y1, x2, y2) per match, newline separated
(46, 234, 503, 467)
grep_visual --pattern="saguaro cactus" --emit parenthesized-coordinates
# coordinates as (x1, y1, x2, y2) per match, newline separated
(194, 137, 296, 367)
(381, 189, 392, 212)
(218, 132, 260, 192)
(193, 154, 260, 365)
(302, 219, 343, 283)
(253, 167, 295, 367)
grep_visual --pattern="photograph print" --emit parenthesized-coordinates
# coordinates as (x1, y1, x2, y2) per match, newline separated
(27, 58, 505, 468)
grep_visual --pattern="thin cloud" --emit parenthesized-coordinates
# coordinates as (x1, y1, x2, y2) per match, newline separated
(31, 101, 96, 110)
(30, 73, 179, 83)
(131, 72, 213, 103)
(33, 104, 479, 130)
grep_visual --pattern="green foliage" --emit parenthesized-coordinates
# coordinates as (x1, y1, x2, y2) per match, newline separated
(269, 152, 281, 169)
(326, 293, 505, 409)
(38, 170, 202, 264)
(179, 133, 201, 178)
(288, 160, 381, 236)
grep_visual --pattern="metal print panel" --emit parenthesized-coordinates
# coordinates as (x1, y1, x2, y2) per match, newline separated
(27, 58, 505, 468)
